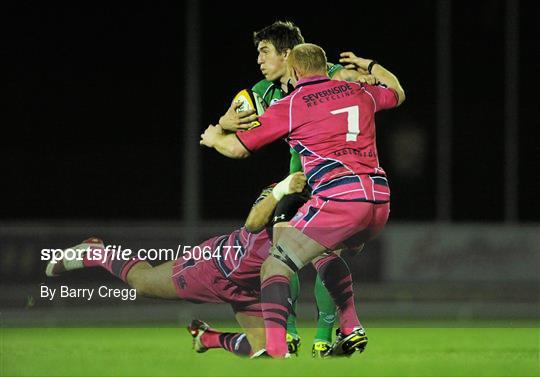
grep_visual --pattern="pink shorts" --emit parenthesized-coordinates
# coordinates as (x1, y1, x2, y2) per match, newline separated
(290, 196, 390, 249)
(171, 237, 262, 316)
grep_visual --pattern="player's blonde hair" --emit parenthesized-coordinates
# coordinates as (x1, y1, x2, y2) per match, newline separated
(287, 43, 327, 76)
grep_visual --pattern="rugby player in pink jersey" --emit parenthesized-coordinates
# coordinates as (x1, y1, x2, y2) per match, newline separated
(200, 44, 405, 358)
(45, 173, 310, 358)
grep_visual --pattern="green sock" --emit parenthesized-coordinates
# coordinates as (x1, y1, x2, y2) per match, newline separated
(286, 272, 300, 337)
(314, 274, 337, 343)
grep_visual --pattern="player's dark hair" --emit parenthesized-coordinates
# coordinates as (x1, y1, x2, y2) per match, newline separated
(253, 21, 305, 53)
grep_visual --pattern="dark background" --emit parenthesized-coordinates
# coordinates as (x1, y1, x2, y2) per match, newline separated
(3, 1, 538, 222)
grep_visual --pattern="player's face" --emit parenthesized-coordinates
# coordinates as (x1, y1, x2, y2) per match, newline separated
(257, 41, 288, 82)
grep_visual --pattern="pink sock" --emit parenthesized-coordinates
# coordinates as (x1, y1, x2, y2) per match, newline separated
(201, 330, 251, 357)
(83, 247, 141, 282)
(314, 254, 361, 335)
(260, 275, 290, 357)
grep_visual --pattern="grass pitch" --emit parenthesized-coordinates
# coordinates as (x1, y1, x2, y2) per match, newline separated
(2, 320, 538, 377)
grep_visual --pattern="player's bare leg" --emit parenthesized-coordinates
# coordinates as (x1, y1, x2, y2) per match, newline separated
(259, 227, 325, 357)
(276, 223, 364, 357)
(45, 238, 177, 299)
(274, 224, 347, 351)
(125, 260, 177, 299)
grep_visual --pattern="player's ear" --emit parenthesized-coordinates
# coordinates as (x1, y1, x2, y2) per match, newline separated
(290, 67, 300, 86)
(282, 48, 291, 60)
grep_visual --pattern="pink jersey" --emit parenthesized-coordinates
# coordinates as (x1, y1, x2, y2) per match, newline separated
(237, 76, 398, 202)
(173, 227, 270, 296)
(172, 230, 266, 314)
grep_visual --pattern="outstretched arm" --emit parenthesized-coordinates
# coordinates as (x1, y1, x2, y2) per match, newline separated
(332, 68, 379, 85)
(339, 52, 406, 106)
(200, 124, 250, 159)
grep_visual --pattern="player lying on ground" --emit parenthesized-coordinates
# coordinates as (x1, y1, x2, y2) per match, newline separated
(45, 173, 359, 358)
(200, 45, 405, 358)
(45, 173, 305, 356)
(216, 20, 377, 357)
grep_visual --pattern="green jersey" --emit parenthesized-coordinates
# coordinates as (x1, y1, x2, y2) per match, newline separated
(251, 63, 344, 173)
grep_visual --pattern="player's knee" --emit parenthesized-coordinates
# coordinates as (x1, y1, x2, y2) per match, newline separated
(260, 258, 273, 281)
(261, 256, 293, 281)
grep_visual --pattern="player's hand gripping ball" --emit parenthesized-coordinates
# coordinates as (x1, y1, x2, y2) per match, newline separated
(219, 89, 267, 132)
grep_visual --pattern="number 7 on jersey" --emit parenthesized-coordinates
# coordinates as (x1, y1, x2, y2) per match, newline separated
(331, 105, 360, 142)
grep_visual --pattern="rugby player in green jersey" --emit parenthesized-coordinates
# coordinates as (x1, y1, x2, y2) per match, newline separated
(216, 21, 375, 357)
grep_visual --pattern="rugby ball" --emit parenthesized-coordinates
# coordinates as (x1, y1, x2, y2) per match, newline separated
(232, 89, 267, 129)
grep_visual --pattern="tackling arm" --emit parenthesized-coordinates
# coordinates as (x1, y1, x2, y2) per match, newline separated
(332, 68, 377, 85)
(245, 172, 307, 233)
(340, 52, 406, 106)
(203, 95, 291, 157)
(245, 191, 278, 233)
(199, 124, 250, 159)
(332, 68, 362, 81)
(370, 64, 406, 106)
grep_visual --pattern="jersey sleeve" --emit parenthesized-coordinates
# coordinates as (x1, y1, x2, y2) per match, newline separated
(289, 149, 302, 173)
(327, 62, 344, 78)
(236, 98, 291, 152)
(363, 84, 399, 111)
